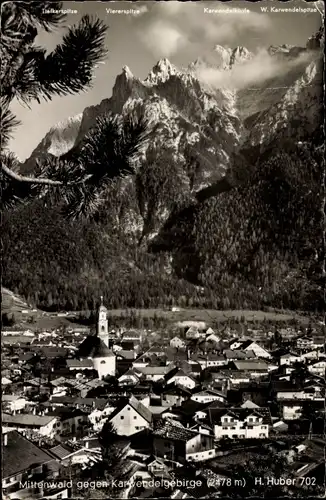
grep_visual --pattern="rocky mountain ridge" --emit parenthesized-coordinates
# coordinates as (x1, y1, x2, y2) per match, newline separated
(4, 33, 323, 312)
(22, 38, 322, 186)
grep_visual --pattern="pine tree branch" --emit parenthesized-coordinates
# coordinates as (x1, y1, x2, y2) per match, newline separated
(1, 162, 64, 185)
(37, 15, 107, 99)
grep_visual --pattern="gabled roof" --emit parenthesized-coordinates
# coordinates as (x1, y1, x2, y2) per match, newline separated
(165, 367, 194, 381)
(2, 412, 56, 427)
(280, 352, 300, 358)
(208, 407, 272, 425)
(109, 395, 152, 424)
(2, 430, 54, 479)
(170, 336, 185, 343)
(174, 399, 210, 416)
(66, 359, 93, 368)
(153, 420, 199, 442)
(116, 350, 135, 360)
(46, 408, 86, 421)
(161, 384, 192, 396)
(49, 443, 75, 460)
(77, 335, 115, 359)
(192, 389, 226, 399)
(129, 395, 153, 423)
(233, 360, 269, 371)
(240, 400, 260, 409)
(239, 340, 258, 349)
(119, 368, 141, 379)
(138, 365, 172, 376)
(50, 376, 70, 387)
(224, 349, 255, 359)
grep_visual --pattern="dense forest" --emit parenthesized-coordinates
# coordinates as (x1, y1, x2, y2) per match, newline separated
(151, 133, 325, 312)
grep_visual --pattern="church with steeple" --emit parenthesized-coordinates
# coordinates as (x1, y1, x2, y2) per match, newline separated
(74, 297, 116, 379)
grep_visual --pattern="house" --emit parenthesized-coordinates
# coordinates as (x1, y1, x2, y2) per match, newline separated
(205, 333, 221, 344)
(179, 360, 202, 378)
(2, 395, 28, 413)
(211, 370, 251, 386)
(279, 399, 324, 420)
(121, 330, 143, 343)
(185, 326, 202, 339)
(106, 395, 152, 436)
(160, 385, 192, 407)
(279, 352, 301, 366)
(296, 335, 325, 350)
(300, 350, 324, 362)
(2, 335, 34, 346)
(1, 376, 12, 386)
(2, 430, 64, 500)
(240, 400, 261, 409)
(231, 360, 272, 377)
(208, 407, 271, 440)
(194, 353, 227, 369)
(118, 368, 141, 386)
(45, 408, 88, 439)
(228, 338, 247, 350)
(307, 360, 326, 377)
(185, 325, 214, 339)
(191, 389, 227, 405)
(66, 359, 94, 371)
(49, 377, 71, 397)
(132, 345, 167, 368)
(143, 455, 170, 478)
(116, 349, 136, 361)
(170, 336, 186, 349)
(276, 387, 324, 401)
(2, 413, 58, 438)
(153, 420, 215, 463)
(137, 365, 173, 382)
(88, 399, 118, 431)
(273, 420, 289, 433)
(237, 340, 272, 359)
(164, 368, 197, 390)
(223, 349, 255, 361)
(163, 398, 209, 422)
(49, 440, 101, 466)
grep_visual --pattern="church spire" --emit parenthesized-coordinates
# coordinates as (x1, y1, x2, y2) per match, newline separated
(100, 295, 103, 306)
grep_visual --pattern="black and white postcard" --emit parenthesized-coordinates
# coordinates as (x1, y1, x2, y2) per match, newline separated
(1, 1, 325, 498)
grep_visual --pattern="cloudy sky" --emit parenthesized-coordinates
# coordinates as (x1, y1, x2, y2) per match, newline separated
(9, 0, 323, 160)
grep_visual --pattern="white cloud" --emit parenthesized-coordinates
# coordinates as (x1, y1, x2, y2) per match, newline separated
(139, 20, 187, 57)
(196, 49, 312, 90)
(137, 2, 271, 57)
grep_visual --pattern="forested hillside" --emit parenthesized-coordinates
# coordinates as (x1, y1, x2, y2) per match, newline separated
(151, 134, 324, 312)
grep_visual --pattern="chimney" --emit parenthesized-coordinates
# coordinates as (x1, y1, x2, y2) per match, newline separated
(4, 433, 8, 446)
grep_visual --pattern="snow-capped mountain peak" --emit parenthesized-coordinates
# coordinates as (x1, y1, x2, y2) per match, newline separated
(229, 46, 253, 67)
(144, 58, 178, 84)
(121, 65, 134, 79)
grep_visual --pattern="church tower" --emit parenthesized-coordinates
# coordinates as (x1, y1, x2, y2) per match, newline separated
(97, 296, 109, 347)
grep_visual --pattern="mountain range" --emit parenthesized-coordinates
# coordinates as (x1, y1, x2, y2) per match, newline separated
(3, 30, 324, 312)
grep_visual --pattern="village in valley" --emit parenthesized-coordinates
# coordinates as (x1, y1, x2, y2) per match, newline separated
(1, 297, 326, 499)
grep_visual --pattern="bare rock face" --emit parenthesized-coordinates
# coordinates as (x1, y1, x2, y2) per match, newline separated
(22, 37, 323, 191)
